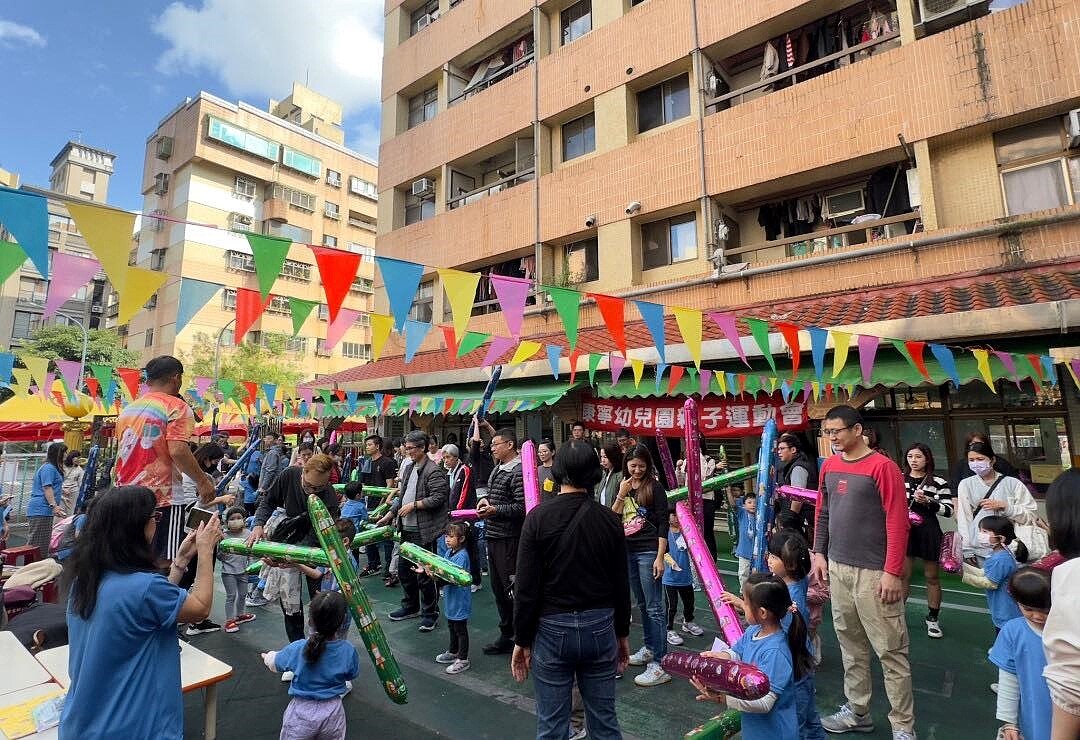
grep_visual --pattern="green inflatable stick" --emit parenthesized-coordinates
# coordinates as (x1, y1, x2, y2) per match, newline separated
(667, 464, 759, 503)
(398, 541, 472, 587)
(218, 537, 330, 566)
(351, 525, 396, 548)
(683, 710, 741, 739)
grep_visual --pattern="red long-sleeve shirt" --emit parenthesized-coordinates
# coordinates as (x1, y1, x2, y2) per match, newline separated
(813, 451, 910, 576)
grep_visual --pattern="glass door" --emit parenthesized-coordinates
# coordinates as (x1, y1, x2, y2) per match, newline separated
(1007, 417, 1068, 496)
(898, 419, 948, 475)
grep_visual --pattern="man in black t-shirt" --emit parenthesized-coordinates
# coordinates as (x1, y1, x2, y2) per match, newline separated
(359, 434, 398, 578)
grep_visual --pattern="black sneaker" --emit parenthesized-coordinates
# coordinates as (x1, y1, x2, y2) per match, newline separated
(358, 567, 379, 577)
(482, 638, 514, 655)
(418, 617, 437, 632)
(388, 607, 420, 621)
(185, 619, 222, 635)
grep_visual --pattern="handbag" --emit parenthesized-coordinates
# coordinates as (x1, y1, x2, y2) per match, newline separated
(1014, 518, 1050, 562)
(939, 531, 961, 574)
(622, 495, 646, 536)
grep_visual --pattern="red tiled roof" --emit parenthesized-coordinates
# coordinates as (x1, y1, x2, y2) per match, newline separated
(313, 263, 1080, 386)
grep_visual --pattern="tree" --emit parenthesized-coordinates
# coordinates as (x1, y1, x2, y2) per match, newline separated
(18, 325, 140, 367)
(182, 332, 305, 387)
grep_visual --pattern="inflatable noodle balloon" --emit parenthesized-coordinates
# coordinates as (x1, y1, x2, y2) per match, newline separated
(308, 495, 407, 704)
(752, 420, 778, 572)
(661, 651, 770, 701)
(399, 542, 472, 586)
(683, 398, 704, 532)
(351, 526, 396, 548)
(776, 485, 819, 507)
(521, 440, 540, 513)
(369, 501, 392, 521)
(477, 365, 502, 421)
(675, 501, 743, 646)
(683, 711, 741, 740)
(334, 484, 395, 499)
(667, 465, 758, 504)
(654, 427, 678, 490)
(449, 508, 479, 522)
(218, 537, 330, 566)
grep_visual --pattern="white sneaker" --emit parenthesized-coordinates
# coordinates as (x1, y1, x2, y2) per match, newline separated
(280, 671, 295, 683)
(634, 661, 671, 687)
(892, 730, 917, 740)
(569, 727, 587, 740)
(627, 646, 653, 666)
(435, 651, 457, 664)
(667, 630, 684, 646)
(681, 620, 704, 637)
(821, 703, 874, 733)
(446, 659, 471, 675)
(990, 683, 999, 694)
(925, 618, 943, 639)
(471, 584, 482, 593)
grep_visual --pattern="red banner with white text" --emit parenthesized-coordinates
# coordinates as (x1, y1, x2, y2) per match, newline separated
(581, 393, 808, 438)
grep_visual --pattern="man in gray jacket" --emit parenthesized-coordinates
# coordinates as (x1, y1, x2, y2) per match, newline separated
(256, 432, 289, 503)
(382, 430, 449, 632)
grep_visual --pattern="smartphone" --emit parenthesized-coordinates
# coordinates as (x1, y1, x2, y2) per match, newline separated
(185, 507, 216, 532)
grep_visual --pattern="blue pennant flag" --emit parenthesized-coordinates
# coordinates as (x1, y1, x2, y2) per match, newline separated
(0, 351, 13, 385)
(373, 393, 384, 413)
(634, 300, 667, 364)
(929, 344, 960, 387)
(403, 319, 432, 363)
(261, 383, 278, 411)
(346, 390, 359, 414)
(375, 256, 425, 332)
(1040, 355, 1057, 386)
(654, 363, 668, 393)
(177, 278, 223, 334)
(546, 345, 562, 379)
(808, 327, 828, 383)
(780, 380, 792, 403)
(0, 186, 50, 279)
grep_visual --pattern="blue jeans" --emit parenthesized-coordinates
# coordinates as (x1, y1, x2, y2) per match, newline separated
(531, 609, 621, 740)
(627, 549, 666, 661)
(796, 675, 825, 740)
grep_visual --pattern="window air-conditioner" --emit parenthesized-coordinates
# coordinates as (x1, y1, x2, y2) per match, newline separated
(411, 178, 434, 196)
(918, 0, 989, 25)
(415, 13, 431, 32)
(1066, 109, 1080, 149)
(429, 10, 440, 21)
(823, 187, 866, 220)
(155, 136, 173, 159)
(236, 214, 253, 225)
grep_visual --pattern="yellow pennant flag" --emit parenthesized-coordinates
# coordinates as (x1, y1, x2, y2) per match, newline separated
(11, 368, 31, 388)
(509, 340, 542, 366)
(631, 358, 645, 388)
(437, 268, 480, 340)
(714, 371, 728, 395)
(371, 313, 394, 361)
(672, 307, 703, 369)
(21, 355, 50, 391)
(118, 266, 168, 325)
(972, 349, 996, 392)
(420, 397, 433, 413)
(811, 381, 821, 401)
(830, 330, 852, 379)
(768, 377, 778, 393)
(65, 202, 137, 289)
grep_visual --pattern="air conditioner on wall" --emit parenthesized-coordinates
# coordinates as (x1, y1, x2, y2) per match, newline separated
(155, 136, 173, 159)
(414, 14, 431, 32)
(918, 0, 990, 25)
(823, 187, 866, 220)
(1066, 109, 1080, 149)
(411, 177, 434, 196)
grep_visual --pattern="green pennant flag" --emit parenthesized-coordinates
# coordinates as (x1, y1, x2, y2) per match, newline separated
(587, 353, 602, 386)
(288, 297, 319, 336)
(246, 233, 292, 300)
(217, 378, 237, 400)
(889, 339, 921, 376)
(744, 318, 776, 373)
(0, 241, 28, 284)
(456, 331, 490, 358)
(687, 367, 698, 382)
(546, 286, 581, 351)
(319, 389, 333, 406)
(744, 374, 761, 396)
(89, 363, 114, 392)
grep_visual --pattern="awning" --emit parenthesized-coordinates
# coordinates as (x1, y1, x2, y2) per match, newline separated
(377, 380, 581, 416)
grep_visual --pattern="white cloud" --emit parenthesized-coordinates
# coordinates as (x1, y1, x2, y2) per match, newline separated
(153, 0, 383, 114)
(0, 19, 46, 47)
(348, 116, 381, 161)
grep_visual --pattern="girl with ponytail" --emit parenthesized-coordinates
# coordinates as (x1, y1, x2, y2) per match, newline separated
(962, 515, 1027, 634)
(262, 591, 359, 739)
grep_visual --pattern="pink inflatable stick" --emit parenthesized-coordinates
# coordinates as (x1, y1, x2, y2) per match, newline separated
(661, 651, 770, 701)
(776, 485, 819, 506)
(654, 427, 678, 490)
(449, 509, 479, 521)
(521, 440, 540, 513)
(675, 501, 744, 646)
(683, 397, 704, 533)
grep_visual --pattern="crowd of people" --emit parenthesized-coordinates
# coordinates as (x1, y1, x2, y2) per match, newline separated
(10, 354, 1079, 740)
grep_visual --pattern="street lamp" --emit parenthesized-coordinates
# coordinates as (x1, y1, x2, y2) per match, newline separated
(213, 317, 237, 381)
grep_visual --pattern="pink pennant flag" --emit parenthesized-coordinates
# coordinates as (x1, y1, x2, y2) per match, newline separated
(54, 360, 82, 394)
(609, 353, 626, 385)
(707, 312, 748, 366)
(323, 308, 361, 353)
(802, 380, 813, 402)
(482, 336, 516, 367)
(408, 395, 420, 414)
(40, 372, 55, 400)
(489, 275, 532, 338)
(857, 335, 881, 385)
(195, 376, 214, 396)
(993, 351, 1020, 387)
(698, 368, 712, 397)
(299, 387, 314, 405)
(44, 252, 100, 318)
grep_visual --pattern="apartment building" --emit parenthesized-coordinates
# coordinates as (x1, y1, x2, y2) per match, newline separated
(124, 83, 378, 378)
(332, 0, 1079, 483)
(0, 142, 114, 349)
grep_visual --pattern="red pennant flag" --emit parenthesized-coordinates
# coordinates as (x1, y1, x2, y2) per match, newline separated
(382, 394, 395, 415)
(242, 381, 258, 408)
(52, 389, 66, 406)
(775, 322, 801, 380)
(235, 288, 271, 345)
(1026, 353, 1044, 382)
(905, 340, 931, 380)
(568, 348, 582, 386)
(311, 246, 362, 324)
(667, 365, 686, 394)
(85, 377, 100, 400)
(737, 374, 747, 395)
(117, 368, 141, 400)
(334, 389, 346, 403)
(440, 326, 459, 366)
(590, 294, 627, 357)
(442, 398, 455, 415)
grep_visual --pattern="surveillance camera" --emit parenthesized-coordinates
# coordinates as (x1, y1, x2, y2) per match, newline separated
(625, 201, 642, 215)
(584, 214, 597, 228)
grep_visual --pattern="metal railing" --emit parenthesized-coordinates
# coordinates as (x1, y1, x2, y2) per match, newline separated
(447, 168, 536, 210)
(448, 52, 534, 107)
(1, 453, 47, 529)
(726, 211, 920, 262)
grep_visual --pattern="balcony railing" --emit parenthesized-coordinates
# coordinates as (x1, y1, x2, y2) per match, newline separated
(706, 31, 900, 110)
(447, 168, 535, 210)
(448, 53, 534, 107)
(726, 211, 920, 263)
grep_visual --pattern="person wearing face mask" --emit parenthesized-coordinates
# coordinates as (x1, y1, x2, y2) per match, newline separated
(218, 506, 258, 634)
(956, 441, 1038, 566)
(949, 432, 1019, 501)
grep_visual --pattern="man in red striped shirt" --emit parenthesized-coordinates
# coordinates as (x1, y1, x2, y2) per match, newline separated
(812, 405, 915, 740)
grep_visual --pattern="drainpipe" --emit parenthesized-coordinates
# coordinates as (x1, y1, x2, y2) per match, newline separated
(532, 0, 543, 289)
(688, 0, 713, 269)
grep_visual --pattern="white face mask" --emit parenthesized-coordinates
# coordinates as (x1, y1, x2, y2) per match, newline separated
(969, 460, 993, 476)
(977, 530, 996, 547)
(227, 518, 244, 530)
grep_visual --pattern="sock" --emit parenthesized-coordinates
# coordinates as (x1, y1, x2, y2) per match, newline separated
(928, 608, 940, 620)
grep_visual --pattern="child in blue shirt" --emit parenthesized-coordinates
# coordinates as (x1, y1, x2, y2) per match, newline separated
(725, 487, 757, 589)
(434, 522, 472, 676)
(263, 591, 360, 739)
(694, 573, 812, 739)
(339, 481, 368, 533)
(664, 513, 704, 646)
(989, 567, 1053, 740)
(962, 516, 1027, 630)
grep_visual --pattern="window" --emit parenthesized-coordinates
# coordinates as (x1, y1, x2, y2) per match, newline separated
(286, 336, 308, 353)
(226, 251, 256, 272)
(234, 176, 257, 200)
(281, 259, 312, 282)
(207, 116, 280, 161)
(150, 249, 167, 271)
(144, 328, 154, 347)
(637, 73, 690, 133)
(410, 0, 439, 35)
(318, 303, 329, 321)
(350, 277, 374, 293)
(315, 338, 333, 356)
(561, 0, 591, 45)
(562, 112, 595, 162)
(18, 278, 47, 303)
(995, 118, 1076, 217)
(324, 202, 340, 220)
(349, 177, 378, 199)
(219, 328, 235, 344)
(153, 172, 170, 195)
(405, 191, 435, 225)
(408, 87, 438, 129)
(342, 342, 371, 360)
(267, 183, 316, 212)
(348, 211, 376, 231)
(282, 146, 322, 178)
(326, 169, 342, 187)
(265, 221, 313, 244)
(12, 310, 41, 339)
(229, 212, 254, 232)
(565, 239, 599, 282)
(222, 288, 237, 309)
(641, 213, 697, 269)
(323, 234, 338, 247)
(410, 281, 434, 322)
(354, 312, 371, 326)
(349, 243, 376, 259)
(267, 295, 291, 315)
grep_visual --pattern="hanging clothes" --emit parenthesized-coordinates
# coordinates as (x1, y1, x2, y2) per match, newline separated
(758, 204, 784, 241)
(784, 34, 796, 68)
(761, 40, 780, 81)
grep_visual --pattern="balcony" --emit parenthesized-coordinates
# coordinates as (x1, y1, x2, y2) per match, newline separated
(447, 132, 535, 211)
(264, 197, 289, 223)
(447, 31, 534, 108)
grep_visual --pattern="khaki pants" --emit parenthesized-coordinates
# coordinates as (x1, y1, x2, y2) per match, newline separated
(829, 561, 915, 731)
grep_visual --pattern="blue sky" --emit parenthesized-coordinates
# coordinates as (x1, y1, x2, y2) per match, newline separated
(0, 1, 384, 212)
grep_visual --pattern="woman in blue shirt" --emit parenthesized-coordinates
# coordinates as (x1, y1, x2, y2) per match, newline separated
(27, 442, 66, 555)
(59, 486, 223, 739)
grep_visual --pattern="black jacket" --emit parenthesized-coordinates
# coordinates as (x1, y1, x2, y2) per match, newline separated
(448, 462, 475, 510)
(253, 466, 340, 546)
(481, 458, 525, 540)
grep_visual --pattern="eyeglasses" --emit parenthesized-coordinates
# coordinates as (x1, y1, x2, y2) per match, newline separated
(403, 445, 420, 452)
(491, 440, 509, 448)
(776, 445, 792, 452)
(151, 511, 164, 523)
(819, 425, 853, 438)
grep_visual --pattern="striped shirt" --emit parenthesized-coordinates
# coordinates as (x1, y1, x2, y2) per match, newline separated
(904, 474, 953, 518)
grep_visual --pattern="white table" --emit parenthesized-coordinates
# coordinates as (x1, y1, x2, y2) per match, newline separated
(0, 632, 53, 697)
(0, 683, 62, 739)
(35, 640, 233, 739)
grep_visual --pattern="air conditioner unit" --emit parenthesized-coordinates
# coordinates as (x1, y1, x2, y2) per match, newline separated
(1066, 109, 1080, 149)
(235, 214, 253, 225)
(155, 136, 173, 159)
(411, 177, 434, 196)
(154, 173, 170, 195)
(415, 13, 431, 32)
(823, 187, 866, 220)
(918, 0, 989, 25)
